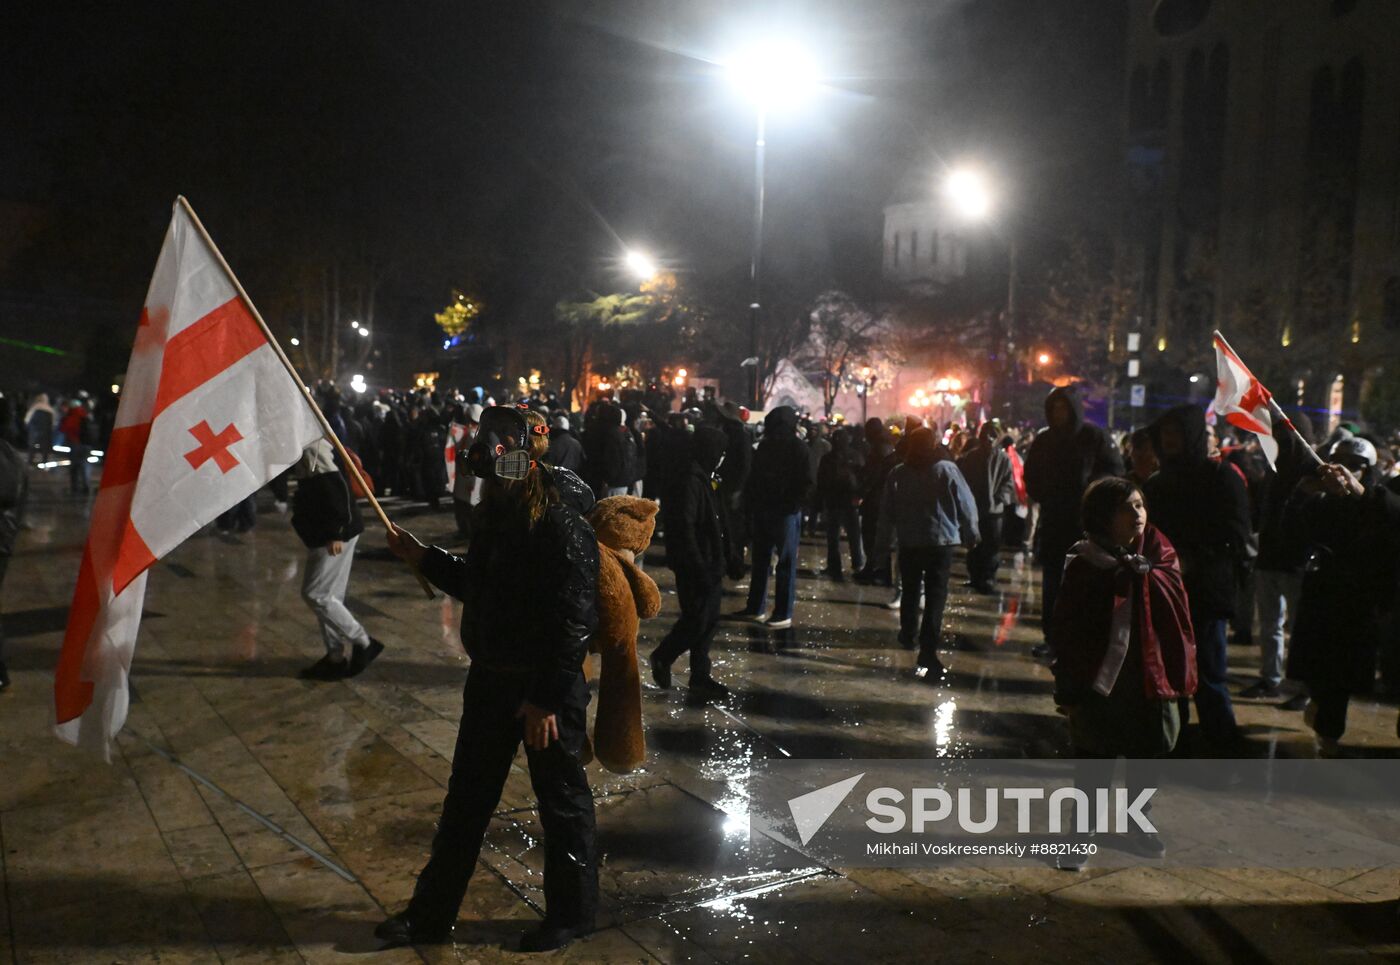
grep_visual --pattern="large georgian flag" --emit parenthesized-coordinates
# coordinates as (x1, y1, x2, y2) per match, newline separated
(1212, 331, 1279, 470)
(55, 200, 322, 756)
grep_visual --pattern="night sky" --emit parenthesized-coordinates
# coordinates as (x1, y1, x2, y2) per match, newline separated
(3, 1, 1123, 379)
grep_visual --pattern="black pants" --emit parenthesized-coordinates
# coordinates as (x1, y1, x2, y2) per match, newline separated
(824, 501, 864, 577)
(408, 666, 597, 931)
(967, 514, 1003, 588)
(898, 546, 955, 667)
(1309, 686, 1350, 741)
(719, 489, 748, 580)
(653, 569, 722, 678)
(0, 555, 9, 667)
(1039, 536, 1073, 645)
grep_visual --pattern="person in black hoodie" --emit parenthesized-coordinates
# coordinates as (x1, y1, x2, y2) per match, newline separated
(855, 417, 897, 584)
(291, 439, 383, 681)
(957, 421, 1018, 594)
(740, 406, 813, 628)
(1143, 404, 1250, 748)
(817, 427, 865, 580)
(380, 406, 600, 953)
(715, 401, 753, 579)
(651, 426, 729, 697)
(1024, 385, 1123, 656)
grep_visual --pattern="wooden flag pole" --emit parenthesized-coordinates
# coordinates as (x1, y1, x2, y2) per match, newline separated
(1212, 329, 1324, 469)
(175, 196, 435, 599)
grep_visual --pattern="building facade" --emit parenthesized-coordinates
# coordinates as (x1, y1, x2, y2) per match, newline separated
(881, 198, 973, 289)
(1123, 0, 1400, 425)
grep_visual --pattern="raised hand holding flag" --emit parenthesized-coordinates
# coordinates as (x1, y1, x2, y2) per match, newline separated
(1211, 330, 1322, 473)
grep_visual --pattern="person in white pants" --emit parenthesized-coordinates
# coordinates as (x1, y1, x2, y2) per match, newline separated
(291, 439, 383, 680)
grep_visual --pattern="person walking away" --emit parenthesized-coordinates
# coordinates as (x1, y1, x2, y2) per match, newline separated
(1240, 417, 1313, 703)
(23, 393, 54, 467)
(545, 412, 585, 474)
(855, 418, 896, 584)
(715, 401, 752, 580)
(1142, 405, 1248, 751)
(291, 439, 383, 680)
(651, 427, 729, 698)
(817, 428, 865, 580)
(957, 421, 1017, 594)
(0, 426, 29, 691)
(1286, 440, 1400, 755)
(378, 406, 599, 952)
(874, 427, 978, 681)
(60, 392, 95, 495)
(1050, 477, 1196, 861)
(740, 406, 812, 629)
(1024, 386, 1123, 658)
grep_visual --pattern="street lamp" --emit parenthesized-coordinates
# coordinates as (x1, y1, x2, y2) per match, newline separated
(943, 164, 1016, 410)
(725, 38, 821, 408)
(624, 248, 657, 283)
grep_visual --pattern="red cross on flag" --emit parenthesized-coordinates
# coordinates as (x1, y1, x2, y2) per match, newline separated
(1212, 331, 1279, 470)
(54, 199, 323, 756)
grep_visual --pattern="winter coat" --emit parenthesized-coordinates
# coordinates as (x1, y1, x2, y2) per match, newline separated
(874, 431, 979, 554)
(291, 470, 364, 548)
(957, 439, 1017, 517)
(716, 419, 753, 496)
(545, 430, 586, 474)
(421, 473, 600, 713)
(662, 427, 727, 584)
(1142, 405, 1252, 620)
(1285, 480, 1400, 692)
(817, 436, 864, 508)
(0, 439, 29, 557)
(1253, 428, 1314, 573)
(744, 406, 812, 516)
(1051, 524, 1197, 705)
(1024, 386, 1123, 548)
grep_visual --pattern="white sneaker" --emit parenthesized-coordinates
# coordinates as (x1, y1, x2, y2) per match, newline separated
(767, 618, 793, 630)
(751, 613, 771, 624)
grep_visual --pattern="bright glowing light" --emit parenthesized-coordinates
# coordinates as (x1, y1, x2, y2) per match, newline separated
(350, 374, 367, 394)
(358, 326, 370, 337)
(943, 167, 993, 220)
(935, 378, 949, 392)
(110, 383, 120, 394)
(725, 38, 821, 110)
(1189, 374, 1201, 384)
(290, 337, 300, 346)
(860, 366, 872, 379)
(1037, 352, 1051, 366)
(1157, 336, 1168, 352)
(624, 249, 657, 282)
(948, 377, 962, 391)
(677, 368, 688, 378)
(673, 375, 685, 387)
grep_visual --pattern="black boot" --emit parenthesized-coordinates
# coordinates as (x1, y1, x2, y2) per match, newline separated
(519, 922, 592, 953)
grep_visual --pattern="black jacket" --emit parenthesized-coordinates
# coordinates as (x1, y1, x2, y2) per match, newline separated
(957, 437, 1018, 517)
(745, 406, 813, 516)
(1142, 405, 1252, 619)
(817, 435, 864, 506)
(1254, 426, 1313, 573)
(1024, 385, 1123, 546)
(716, 419, 753, 496)
(421, 474, 599, 713)
(545, 430, 586, 474)
(291, 471, 364, 548)
(0, 440, 28, 557)
(662, 427, 727, 584)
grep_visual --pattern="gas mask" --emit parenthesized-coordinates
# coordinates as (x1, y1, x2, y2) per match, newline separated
(465, 406, 533, 480)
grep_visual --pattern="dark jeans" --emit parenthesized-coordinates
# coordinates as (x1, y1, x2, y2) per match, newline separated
(747, 510, 801, 620)
(653, 569, 723, 677)
(967, 514, 1003, 588)
(1189, 615, 1239, 743)
(898, 545, 955, 667)
(1309, 687, 1350, 741)
(824, 501, 864, 577)
(408, 666, 597, 931)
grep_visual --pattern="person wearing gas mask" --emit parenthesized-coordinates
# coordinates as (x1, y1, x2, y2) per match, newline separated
(651, 426, 729, 697)
(1285, 438, 1400, 754)
(378, 406, 600, 953)
(291, 439, 383, 681)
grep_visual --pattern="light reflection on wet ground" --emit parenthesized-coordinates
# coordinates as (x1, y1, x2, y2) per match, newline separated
(2, 472, 1398, 961)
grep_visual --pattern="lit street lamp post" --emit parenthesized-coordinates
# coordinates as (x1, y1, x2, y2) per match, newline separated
(726, 39, 819, 409)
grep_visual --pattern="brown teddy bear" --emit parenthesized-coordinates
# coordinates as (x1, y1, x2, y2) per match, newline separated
(583, 495, 661, 772)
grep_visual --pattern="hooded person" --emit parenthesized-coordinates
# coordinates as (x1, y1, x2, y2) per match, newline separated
(856, 417, 897, 583)
(957, 421, 1018, 594)
(1285, 439, 1400, 753)
(544, 411, 585, 474)
(291, 438, 383, 681)
(650, 426, 730, 697)
(816, 426, 866, 580)
(740, 406, 813, 629)
(381, 405, 601, 952)
(1142, 404, 1250, 749)
(1023, 385, 1124, 656)
(874, 427, 979, 680)
(714, 400, 753, 579)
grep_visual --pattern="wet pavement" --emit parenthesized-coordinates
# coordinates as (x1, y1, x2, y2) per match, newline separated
(1, 469, 1397, 963)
